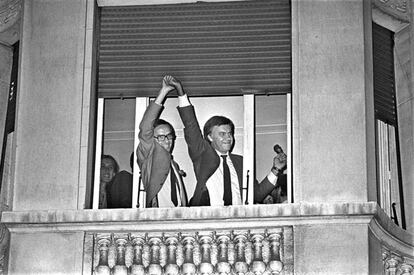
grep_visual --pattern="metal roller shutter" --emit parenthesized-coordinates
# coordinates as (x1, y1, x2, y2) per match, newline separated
(373, 22, 397, 125)
(97, 0, 291, 98)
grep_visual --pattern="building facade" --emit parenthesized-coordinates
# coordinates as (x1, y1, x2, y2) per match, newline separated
(0, 0, 413, 274)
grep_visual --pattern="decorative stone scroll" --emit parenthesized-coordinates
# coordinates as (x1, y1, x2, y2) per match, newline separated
(93, 228, 292, 275)
(373, 0, 410, 22)
(383, 248, 414, 275)
(0, 0, 21, 33)
(378, 0, 408, 13)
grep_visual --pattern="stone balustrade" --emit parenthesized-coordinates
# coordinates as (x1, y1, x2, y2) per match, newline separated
(1, 202, 412, 274)
(92, 228, 292, 275)
(383, 248, 414, 275)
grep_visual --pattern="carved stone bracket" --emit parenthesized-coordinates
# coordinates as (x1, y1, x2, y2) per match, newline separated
(383, 248, 414, 275)
(373, 0, 410, 23)
(378, 0, 408, 13)
(92, 228, 293, 275)
(0, 0, 21, 33)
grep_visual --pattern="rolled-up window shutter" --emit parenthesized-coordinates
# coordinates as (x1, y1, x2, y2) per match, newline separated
(372, 22, 396, 126)
(98, 0, 291, 98)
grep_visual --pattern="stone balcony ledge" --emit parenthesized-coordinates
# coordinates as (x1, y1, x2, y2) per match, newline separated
(2, 202, 413, 261)
(2, 202, 379, 225)
(0, 202, 408, 234)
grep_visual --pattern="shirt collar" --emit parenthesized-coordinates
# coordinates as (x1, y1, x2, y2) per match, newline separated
(215, 149, 229, 157)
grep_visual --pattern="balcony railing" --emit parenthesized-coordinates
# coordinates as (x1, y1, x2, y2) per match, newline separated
(1, 202, 413, 274)
(92, 228, 293, 275)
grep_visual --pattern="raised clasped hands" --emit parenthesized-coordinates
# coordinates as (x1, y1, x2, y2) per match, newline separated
(273, 152, 287, 171)
(160, 75, 176, 96)
(163, 75, 185, 96)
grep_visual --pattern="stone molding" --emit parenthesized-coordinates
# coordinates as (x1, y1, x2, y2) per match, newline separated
(2, 202, 381, 232)
(368, 205, 413, 258)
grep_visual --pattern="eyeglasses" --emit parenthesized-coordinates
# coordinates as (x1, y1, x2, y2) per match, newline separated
(154, 134, 175, 141)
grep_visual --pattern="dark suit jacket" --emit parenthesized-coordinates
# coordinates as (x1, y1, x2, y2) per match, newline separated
(177, 105, 275, 206)
(106, 170, 132, 208)
(136, 101, 187, 208)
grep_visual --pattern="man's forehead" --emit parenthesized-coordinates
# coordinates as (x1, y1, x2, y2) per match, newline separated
(101, 158, 114, 166)
(154, 124, 172, 134)
(212, 124, 232, 131)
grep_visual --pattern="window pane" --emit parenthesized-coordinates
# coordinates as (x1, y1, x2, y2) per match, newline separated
(94, 94, 290, 208)
(94, 98, 136, 209)
(255, 94, 288, 204)
(103, 98, 136, 172)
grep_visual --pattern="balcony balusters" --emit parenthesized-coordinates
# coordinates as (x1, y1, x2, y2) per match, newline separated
(400, 263, 414, 275)
(112, 234, 128, 275)
(383, 248, 414, 275)
(216, 234, 231, 274)
(182, 236, 197, 275)
(386, 254, 402, 275)
(266, 233, 283, 274)
(93, 229, 291, 275)
(198, 234, 214, 275)
(148, 237, 163, 275)
(94, 234, 111, 275)
(250, 233, 266, 275)
(130, 234, 145, 275)
(165, 236, 180, 275)
(233, 233, 249, 275)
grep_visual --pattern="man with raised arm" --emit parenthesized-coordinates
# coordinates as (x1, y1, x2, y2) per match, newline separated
(165, 76, 287, 206)
(136, 76, 188, 208)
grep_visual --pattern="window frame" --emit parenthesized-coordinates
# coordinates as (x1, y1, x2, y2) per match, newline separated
(372, 21, 407, 229)
(92, 0, 293, 209)
(93, 93, 292, 209)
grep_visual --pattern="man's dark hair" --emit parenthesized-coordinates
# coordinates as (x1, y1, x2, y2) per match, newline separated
(101, 154, 119, 174)
(203, 115, 235, 140)
(153, 119, 175, 137)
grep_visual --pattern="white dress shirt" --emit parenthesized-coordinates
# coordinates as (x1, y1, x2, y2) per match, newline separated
(206, 151, 242, 206)
(157, 163, 182, 208)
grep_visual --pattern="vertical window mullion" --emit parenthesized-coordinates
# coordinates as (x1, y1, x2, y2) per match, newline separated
(286, 93, 292, 203)
(93, 98, 105, 209)
(132, 97, 149, 208)
(243, 94, 255, 205)
(134, 97, 149, 208)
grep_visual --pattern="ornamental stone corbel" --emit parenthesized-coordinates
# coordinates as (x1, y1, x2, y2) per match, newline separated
(0, 0, 21, 32)
(0, 0, 21, 45)
(373, 0, 410, 23)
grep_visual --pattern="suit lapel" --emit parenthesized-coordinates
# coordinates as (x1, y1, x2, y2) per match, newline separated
(146, 143, 171, 207)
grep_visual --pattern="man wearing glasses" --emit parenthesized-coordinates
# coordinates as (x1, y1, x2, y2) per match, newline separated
(136, 76, 188, 208)
(165, 76, 287, 206)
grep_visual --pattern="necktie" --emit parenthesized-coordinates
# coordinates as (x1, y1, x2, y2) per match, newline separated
(170, 164, 178, 206)
(221, 155, 232, 205)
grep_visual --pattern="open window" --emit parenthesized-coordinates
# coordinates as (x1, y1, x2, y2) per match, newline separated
(93, 0, 292, 209)
(0, 41, 19, 205)
(372, 22, 406, 229)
